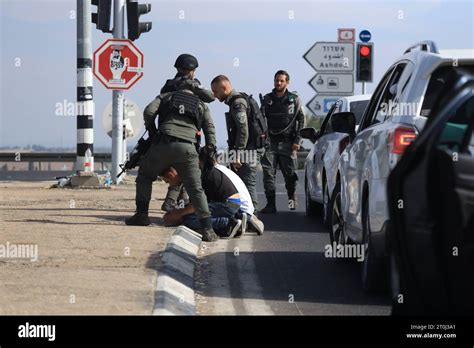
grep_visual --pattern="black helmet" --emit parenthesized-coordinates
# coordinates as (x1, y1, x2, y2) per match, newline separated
(174, 54, 199, 70)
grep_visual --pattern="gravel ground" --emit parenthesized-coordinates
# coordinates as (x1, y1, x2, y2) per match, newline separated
(0, 177, 174, 315)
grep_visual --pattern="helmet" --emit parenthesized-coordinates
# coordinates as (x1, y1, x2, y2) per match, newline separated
(174, 54, 199, 70)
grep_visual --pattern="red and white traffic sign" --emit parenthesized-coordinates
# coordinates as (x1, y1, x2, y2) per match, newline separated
(338, 28, 355, 42)
(93, 39, 144, 90)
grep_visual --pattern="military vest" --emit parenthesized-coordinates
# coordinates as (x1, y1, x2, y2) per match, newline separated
(158, 90, 202, 129)
(263, 91, 298, 137)
(227, 93, 267, 150)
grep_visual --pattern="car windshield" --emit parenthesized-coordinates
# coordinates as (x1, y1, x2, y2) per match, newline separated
(349, 100, 370, 124)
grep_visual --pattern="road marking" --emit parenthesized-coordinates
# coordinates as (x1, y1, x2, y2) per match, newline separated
(226, 237, 274, 315)
(196, 243, 236, 315)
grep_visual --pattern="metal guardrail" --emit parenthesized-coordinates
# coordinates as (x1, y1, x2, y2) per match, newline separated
(0, 151, 310, 162)
(0, 152, 111, 162)
(0, 150, 310, 173)
(0, 152, 114, 176)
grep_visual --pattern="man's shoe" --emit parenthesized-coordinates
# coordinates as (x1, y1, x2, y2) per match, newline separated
(260, 195, 276, 214)
(288, 194, 296, 211)
(260, 204, 276, 214)
(200, 227, 219, 242)
(248, 214, 264, 235)
(125, 213, 150, 226)
(235, 213, 247, 238)
(217, 218, 242, 239)
(227, 218, 242, 238)
(288, 199, 296, 211)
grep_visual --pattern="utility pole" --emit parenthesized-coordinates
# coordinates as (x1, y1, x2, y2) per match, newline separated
(111, 0, 125, 183)
(76, 0, 94, 172)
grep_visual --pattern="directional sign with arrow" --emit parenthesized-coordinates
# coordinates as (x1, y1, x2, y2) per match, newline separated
(304, 42, 354, 72)
(306, 95, 340, 118)
(309, 73, 354, 94)
(304, 40, 355, 117)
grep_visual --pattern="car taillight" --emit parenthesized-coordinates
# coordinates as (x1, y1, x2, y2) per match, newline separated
(389, 127, 417, 154)
(339, 136, 350, 154)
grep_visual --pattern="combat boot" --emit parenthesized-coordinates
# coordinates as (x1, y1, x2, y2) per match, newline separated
(260, 194, 277, 214)
(199, 218, 219, 242)
(125, 201, 150, 226)
(288, 192, 296, 211)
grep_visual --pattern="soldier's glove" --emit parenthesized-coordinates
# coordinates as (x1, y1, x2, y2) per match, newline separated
(203, 144, 217, 170)
(178, 79, 215, 103)
(146, 127, 158, 137)
(205, 144, 216, 156)
(146, 125, 158, 140)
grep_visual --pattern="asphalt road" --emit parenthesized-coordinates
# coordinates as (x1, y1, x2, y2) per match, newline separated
(196, 170, 391, 315)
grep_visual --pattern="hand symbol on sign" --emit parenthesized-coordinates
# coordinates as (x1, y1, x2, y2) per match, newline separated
(110, 49, 129, 81)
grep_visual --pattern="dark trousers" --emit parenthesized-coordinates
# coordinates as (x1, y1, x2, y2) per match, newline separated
(182, 201, 240, 232)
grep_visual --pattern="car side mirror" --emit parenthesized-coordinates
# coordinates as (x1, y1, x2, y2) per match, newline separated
(300, 127, 319, 143)
(330, 112, 356, 137)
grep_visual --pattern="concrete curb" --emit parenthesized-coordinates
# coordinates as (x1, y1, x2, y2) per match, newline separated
(153, 225, 202, 315)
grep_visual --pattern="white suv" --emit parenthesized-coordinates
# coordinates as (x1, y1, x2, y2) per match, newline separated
(331, 41, 474, 292)
(301, 95, 371, 232)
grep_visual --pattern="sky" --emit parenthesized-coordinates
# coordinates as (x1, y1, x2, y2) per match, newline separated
(0, 0, 473, 149)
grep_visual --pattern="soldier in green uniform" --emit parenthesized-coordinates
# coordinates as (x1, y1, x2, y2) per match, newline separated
(260, 70, 305, 213)
(159, 55, 215, 212)
(210, 75, 265, 210)
(125, 54, 219, 242)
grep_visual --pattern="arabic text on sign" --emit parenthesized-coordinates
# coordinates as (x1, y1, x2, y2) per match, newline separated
(323, 54, 344, 60)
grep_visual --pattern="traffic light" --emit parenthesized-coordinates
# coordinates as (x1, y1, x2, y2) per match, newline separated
(91, 0, 112, 33)
(127, 0, 152, 41)
(356, 43, 373, 82)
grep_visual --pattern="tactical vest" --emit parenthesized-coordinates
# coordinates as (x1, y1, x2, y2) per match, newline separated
(263, 92, 298, 137)
(158, 90, 202, 129)
(227, 93, 267, 150)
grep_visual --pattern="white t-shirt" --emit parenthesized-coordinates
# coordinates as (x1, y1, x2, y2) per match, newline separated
(215, 164, 255, 215)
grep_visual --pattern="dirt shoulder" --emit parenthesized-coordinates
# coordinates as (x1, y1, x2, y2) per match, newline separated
(0, 177, 173, 315)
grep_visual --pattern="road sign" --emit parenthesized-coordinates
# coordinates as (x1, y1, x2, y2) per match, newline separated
(309, 73, 354, 94)
(359, 30, 371, 43)
(304, 42, 354, 72)
(338, 28, 355, 42)
(306, 95, 341, 117)
(102, 98, 143, 139)
(93, 39, 144, 90)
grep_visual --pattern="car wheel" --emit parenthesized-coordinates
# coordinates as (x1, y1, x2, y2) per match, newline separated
(305, 176, 321, 217)
(329, 182, 347, 245)
(322, 180, 331, 227)
(361, 197, 388, 293)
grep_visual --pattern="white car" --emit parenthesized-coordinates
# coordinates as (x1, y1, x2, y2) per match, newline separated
(332, 41, 474, 292)
(301, 94, 371, 232)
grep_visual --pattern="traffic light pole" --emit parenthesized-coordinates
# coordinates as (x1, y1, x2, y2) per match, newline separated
(76, 0, 95, 172)
(362, 82, 366, 95)
(111, 0, 125, 183)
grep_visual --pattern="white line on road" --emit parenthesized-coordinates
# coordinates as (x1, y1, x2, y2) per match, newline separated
(230, 236, 274, 315)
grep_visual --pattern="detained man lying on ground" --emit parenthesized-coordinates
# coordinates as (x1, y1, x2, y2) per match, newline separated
(161, 148, 264, 238)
